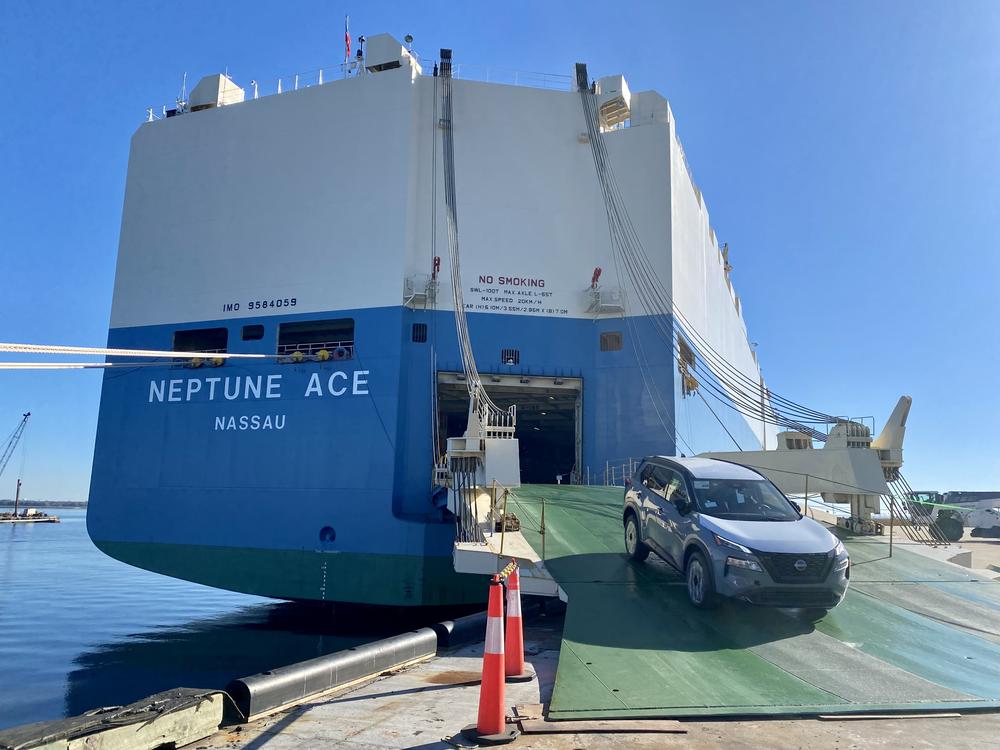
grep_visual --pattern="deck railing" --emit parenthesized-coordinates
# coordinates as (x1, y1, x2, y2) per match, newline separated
(145, 59, 574, 122)
(277, 340, 354, 357)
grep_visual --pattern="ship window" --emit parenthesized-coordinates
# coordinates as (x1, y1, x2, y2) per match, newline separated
(242, 324, 265, 341)
(173, 327, 228, 353)
(277, 318, 354, 357)
(600, 331, 623, 352)
(501, 348, 520, 365)
(412, 323, 428, 343)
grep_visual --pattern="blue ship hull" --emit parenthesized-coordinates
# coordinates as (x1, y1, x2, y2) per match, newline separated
(88, 304, 760, 605)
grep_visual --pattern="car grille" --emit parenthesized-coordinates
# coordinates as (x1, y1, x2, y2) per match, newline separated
(754, 551, 833, 584)
(746, 588, 841, 607)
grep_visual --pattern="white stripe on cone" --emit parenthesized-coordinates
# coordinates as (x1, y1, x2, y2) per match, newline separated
(506, 586, 521, 617)
(485, 615, 505, 654)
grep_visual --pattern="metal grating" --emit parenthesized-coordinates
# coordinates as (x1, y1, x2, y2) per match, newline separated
(754, 551, 833, 584)
(500, 348, 520, 365)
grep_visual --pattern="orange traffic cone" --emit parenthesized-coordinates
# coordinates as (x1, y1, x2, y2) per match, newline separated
(462, 576, 520, 745)
(505, 566, 534, 682)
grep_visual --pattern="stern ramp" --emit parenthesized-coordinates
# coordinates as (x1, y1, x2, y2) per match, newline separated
(508, 484, 1000, 719)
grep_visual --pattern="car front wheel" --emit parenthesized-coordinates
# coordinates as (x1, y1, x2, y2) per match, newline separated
(624, 513, 650, 562)
(686, 550, 717, 609)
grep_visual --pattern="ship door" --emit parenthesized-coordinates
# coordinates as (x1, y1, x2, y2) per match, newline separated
(437, 373, 582, 485)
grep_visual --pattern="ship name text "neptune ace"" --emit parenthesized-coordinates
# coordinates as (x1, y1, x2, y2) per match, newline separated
(146, 372, 371, 431)
(147, 372, 371, 403)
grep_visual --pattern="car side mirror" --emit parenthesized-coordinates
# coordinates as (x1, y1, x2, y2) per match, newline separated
(674, 495, 690, 515)
(790, 501, 802, 516)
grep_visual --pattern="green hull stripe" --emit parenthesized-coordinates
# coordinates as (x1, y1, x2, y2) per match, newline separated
(94, 539, 486, 607)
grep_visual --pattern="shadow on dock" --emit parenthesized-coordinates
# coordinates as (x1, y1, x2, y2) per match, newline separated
(63, 600, 481, 718)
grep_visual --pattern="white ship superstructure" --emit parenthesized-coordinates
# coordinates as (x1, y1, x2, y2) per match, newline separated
(88, 34, 777, 605)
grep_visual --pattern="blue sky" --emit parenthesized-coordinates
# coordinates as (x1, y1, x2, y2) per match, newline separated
(0, 1, 997, 500)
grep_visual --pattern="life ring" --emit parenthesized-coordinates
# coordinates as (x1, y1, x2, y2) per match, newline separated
(332, 346, 349, 361)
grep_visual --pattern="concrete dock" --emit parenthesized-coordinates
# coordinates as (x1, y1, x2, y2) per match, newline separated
(191, 485, 1000, 748)
(194, 612, 999, 750)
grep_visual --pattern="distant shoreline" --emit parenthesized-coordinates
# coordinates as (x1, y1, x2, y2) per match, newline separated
(0, 501, 87, 509)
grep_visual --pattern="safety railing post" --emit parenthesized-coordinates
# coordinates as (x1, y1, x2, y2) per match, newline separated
(473, 476, 480, 542)
(540, 497, 546, 561)
(498, 489, 509, 563)
(889, 494, 894, 558)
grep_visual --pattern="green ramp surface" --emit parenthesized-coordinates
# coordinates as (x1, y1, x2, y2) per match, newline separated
(509, 484, 1000, 719)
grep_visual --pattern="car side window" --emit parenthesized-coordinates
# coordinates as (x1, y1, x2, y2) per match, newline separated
(640, 464, 656, 489)
(650, 466, 672, 495)
(642, 465, 663, 492)
(662, 470, 688, 503)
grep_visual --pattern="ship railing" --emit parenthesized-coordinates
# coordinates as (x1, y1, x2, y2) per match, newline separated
(451, 455, 485, 545)
(170, 348, 228, 364)
(446, 62, 573, 91)
(277, 340, 355, 358)
(145, 59, 574, 122)
(174, 348, 227, 355)
(477, 397, 516, 439)
(579, 457, 643, 487)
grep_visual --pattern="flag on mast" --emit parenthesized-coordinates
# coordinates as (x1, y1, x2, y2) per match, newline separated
(344, 15, 351, 63)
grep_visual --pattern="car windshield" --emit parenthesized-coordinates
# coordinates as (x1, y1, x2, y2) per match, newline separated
(691, 478, 799, 521)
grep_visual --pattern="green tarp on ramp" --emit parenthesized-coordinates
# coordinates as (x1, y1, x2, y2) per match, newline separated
(508, 485, 1000, 719)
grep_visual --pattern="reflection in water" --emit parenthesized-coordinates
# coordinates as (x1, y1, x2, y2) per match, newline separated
(0, 509, 478, 729)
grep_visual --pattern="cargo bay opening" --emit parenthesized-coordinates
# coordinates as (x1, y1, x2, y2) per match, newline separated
(436, 372, 582, 485)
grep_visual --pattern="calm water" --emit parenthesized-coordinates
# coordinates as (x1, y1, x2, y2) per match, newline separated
(0, 509, 433, 729)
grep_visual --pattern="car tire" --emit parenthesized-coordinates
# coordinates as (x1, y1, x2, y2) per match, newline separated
(685, 549, 717, 609)
(624, 513, 650, 562)
(935, 516, 964, 543)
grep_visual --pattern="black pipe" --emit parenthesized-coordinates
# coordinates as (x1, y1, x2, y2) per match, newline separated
(226, 627, 437, 721)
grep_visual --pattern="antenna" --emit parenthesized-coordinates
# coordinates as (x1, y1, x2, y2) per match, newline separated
(177, 71, 188, 111)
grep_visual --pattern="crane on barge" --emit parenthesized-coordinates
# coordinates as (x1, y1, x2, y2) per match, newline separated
(1, 412, 31, 519)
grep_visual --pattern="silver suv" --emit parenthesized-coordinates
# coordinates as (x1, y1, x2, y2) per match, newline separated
(623, 456, 849, 615)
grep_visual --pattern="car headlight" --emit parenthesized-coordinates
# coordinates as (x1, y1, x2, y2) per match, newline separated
(726, 556, 762, 572)
(713, 533, 753, 555)
(834, 540, 846, 557)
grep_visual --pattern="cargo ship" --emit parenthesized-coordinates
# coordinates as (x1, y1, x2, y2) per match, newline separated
(88, 34, 776, 606)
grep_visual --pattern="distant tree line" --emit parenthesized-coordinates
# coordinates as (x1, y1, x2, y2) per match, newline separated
(0, 499, 87, 508)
